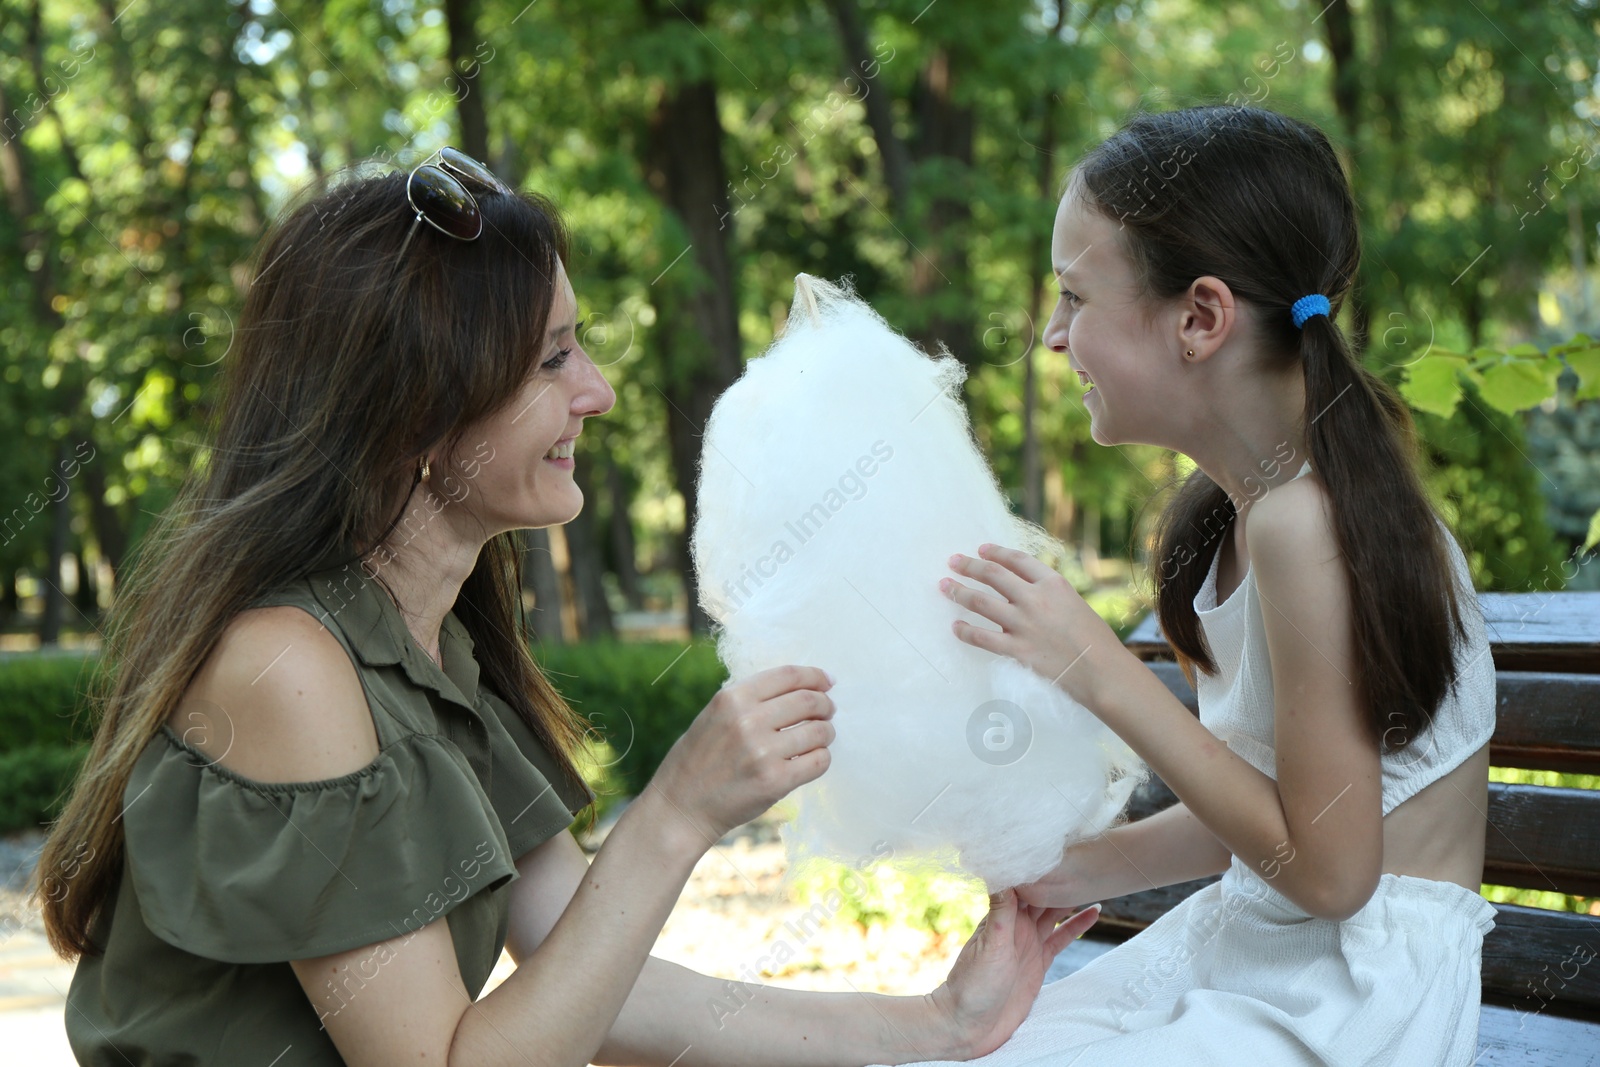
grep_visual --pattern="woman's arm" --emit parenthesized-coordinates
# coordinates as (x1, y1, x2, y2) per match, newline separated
(1014, 800, 1234, 910)
(509, 826, 1098, 1066)
(279, 658, 838, 1067)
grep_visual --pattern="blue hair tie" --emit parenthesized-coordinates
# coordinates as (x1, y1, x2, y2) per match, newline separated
(1291, 293, 1331, 329)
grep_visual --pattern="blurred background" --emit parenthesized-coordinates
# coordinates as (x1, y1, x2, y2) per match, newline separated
(1, 0, 1599, 1058)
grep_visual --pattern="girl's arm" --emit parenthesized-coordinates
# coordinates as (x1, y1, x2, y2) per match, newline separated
(941, 481, 1384, 922)
(508, 823, 1100, 1066)
(1015, 800, 1234, 910)
(1087, 484, 1383, 921)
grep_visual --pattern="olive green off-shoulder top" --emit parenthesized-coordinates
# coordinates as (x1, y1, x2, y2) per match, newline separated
(65, 557, 594, 1066)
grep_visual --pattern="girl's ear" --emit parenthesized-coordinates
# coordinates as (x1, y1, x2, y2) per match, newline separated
(1177, 275, 1238, 362)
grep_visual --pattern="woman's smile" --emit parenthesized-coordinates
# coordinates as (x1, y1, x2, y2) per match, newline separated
(544, 433, 579, 470)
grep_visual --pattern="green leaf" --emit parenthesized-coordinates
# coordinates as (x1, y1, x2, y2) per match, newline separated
(1550, 334, 1593, 357)
(1564, 346, 1600, 400)
(1478, 356, 1562, 415)
(1400, 355, 1466, 419)
(1586, 507, 1600, 555)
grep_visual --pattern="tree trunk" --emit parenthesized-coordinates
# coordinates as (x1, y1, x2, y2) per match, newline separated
(39, 441, 71, 645)
(521, 528, 567, 645)
(606, 458, 644, 610)
(1322, 0, 1359, 145)
(1023, 0, 1068, 524)
(639, 0, 745, 636)
(565, 453, 615, 638)
(443, 0, 489, 160)
(0, 570, 16, 636)
(72, 542, 98, 616)
(828, 0, 911, 214)
(1321, 0, 1369, 348)
(828, 6, 977, 394)
(81, 455, 127, 583)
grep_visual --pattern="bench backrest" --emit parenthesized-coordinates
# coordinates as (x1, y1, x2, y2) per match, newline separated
(1113, 591, 1600, 1018)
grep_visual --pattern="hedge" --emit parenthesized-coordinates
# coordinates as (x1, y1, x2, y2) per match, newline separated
(0, 650, 99, 748)
(0, 641, 722, 835)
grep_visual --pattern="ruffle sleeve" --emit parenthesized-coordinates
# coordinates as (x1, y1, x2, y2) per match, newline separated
(479, 687, 596, 858)
(123, 725, 521, 964)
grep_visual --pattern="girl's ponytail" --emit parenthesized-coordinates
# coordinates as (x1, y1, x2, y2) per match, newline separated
(1297, 308, 1466, 751)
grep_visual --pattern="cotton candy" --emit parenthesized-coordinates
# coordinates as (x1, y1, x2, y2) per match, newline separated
(691, 274, 1146, 891)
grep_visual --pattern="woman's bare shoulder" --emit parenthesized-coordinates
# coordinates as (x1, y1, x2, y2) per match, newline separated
(167, 604, 380, 785)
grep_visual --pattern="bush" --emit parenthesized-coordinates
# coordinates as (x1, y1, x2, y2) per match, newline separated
(536, 640, 725, 800)
(0, 743, 89, 834)
(0, 650, 99, 748)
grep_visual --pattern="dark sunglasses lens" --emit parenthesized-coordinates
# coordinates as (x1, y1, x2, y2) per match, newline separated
(439, 147, 503, 191)
(409, 165, 481, 239)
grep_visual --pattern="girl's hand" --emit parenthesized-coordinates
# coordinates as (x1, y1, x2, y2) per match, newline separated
(1015, 845, 1096, 910)
(940, 543, 1132, 710)
(929, 890, 1102, 1058)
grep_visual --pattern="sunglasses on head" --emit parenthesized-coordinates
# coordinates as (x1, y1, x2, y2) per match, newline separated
(392, 146, 512, 267)
(408, 145, 512, 237)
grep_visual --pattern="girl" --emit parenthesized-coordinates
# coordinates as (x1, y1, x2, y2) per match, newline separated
(38, 147, 1100, 1065)
(911, 105, 1498, 1065)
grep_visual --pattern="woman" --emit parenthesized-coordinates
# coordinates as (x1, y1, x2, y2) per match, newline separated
(36, 147, 1100, 1066)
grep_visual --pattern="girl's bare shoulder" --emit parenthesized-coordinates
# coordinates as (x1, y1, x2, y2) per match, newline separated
(1243, 472, 1339, 571)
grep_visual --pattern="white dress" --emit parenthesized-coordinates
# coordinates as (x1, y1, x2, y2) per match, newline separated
(877, 460, 1499, 1067)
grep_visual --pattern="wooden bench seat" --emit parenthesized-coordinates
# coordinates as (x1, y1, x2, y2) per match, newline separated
(1042, 591, 1600, 1060)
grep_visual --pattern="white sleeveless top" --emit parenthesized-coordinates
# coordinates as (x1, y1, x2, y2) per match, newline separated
(1192, 459, 1496, 815)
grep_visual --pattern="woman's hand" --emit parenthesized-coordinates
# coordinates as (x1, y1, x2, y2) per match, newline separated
(644, 665, 836, 854)
(929, 890, 1102, 1058)
(939, 543, 1134, 711)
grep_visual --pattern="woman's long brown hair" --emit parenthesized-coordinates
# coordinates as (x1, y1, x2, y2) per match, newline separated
(1072, 106, 1467, 754)
(35, 164, 595, 960)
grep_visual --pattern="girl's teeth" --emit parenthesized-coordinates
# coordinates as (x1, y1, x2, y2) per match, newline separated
(545, 439, 576, 460)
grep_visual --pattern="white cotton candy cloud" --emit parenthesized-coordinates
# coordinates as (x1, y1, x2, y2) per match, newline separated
(691, 275, 1146, 891)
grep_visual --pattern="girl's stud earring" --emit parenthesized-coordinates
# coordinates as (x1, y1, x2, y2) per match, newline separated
(419, 456, 431, 482)
(1185, 349, 1195, 358)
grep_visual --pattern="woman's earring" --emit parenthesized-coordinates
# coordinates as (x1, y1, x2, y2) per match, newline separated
(1185, 349, 1195, 359)
(418, 455, 431, 483)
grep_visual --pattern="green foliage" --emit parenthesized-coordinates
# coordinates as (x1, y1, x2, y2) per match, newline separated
(527, 639, 728, 798)
(2, 0, 1597, 629)
(1400, 335, 1600, 419)
(1399, 332, 1600, 586)
(1414, 379, 1568, 592)
(0, 743, 88, 834)
(789, 857, 989, 938)
(0, 650, 98, 747)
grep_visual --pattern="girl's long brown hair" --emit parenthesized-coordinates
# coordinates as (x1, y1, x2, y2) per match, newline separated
(35, 163, 594, 961)
(1073, 106, 1467, 754)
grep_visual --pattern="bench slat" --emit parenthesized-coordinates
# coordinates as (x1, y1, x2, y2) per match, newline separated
(1124, 771, 1600, 895)
(1491, 673, 1600, 774)
(1481, 904, 1600, 1011)
(1140, 660, 1600, 775)
(1127, 591, 1600, 674)
(1483, 784, 1600, 898)
(1476, 1004, 1600, 1062)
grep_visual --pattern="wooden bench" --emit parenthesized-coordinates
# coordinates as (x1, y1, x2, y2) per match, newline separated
(1044, 591, 1600, 1063)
